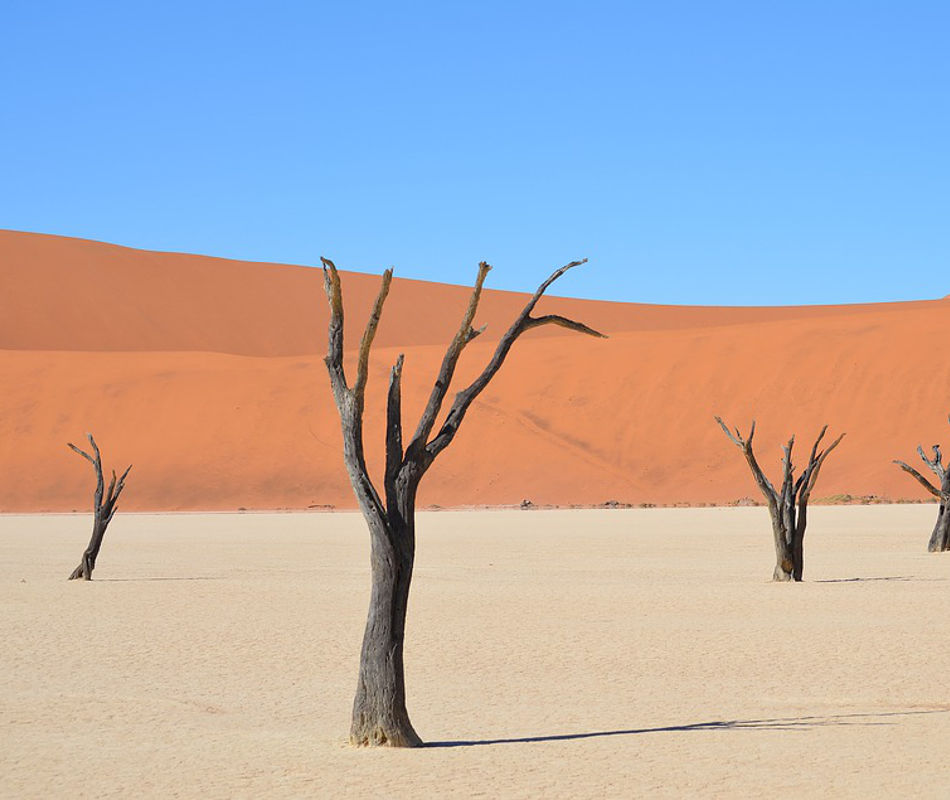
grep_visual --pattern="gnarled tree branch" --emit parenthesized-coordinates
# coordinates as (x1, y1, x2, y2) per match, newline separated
(405, 261, 492, 460)
(893, 415, 950, 551)
(424, 259, 605, 462)
(893, 460, 944, 500)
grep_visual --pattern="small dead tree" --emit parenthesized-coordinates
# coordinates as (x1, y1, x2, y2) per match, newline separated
(67, 434, 131, 581)
(894, 416, 950, 552)
(715, 418, 844, 581)
(322, 257, 604, 747)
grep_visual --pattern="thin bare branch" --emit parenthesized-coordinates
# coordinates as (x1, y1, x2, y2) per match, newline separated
(116, 463, 132, 492)
(86, 432, 101, 462)
(424, 259, 599, 462)
(67, 442, 95, 465)
(780, 435, 796, 505)
(523, 314, 608, 338)
(406, 261, 492, 457)
(354, 269, 393, 401)
(530, 259, 588, 300)
(321, 257, 348, 396)
(795, 425, 827, 493)
(384, 354, 405, 504)
(104, 463, 132, 506)
(715, 416, 778, 505)
(801, 432, 846, 499)
(466, 324, 487, 344)
(105, 470, 117, 505)
(917, 444, 946, 481)
(714, 416, 753, 450)
(894, 460, 944, 499)
(320, 257, 387, 522)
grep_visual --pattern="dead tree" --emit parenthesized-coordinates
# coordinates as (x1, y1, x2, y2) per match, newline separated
(67, 434, 131, 580)
(894, 416, 950, 551)
(322, 257, 604, 747)
(715, 418, 844, 581)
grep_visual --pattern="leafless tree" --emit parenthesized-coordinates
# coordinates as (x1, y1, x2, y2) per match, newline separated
(67, 434, 131, 580)
(715, 418, 844, 581)
(322, 257, 604, 747)
(894, 415, 950, 551)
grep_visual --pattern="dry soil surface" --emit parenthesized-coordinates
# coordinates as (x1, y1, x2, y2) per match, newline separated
(3, 506, 950, 798)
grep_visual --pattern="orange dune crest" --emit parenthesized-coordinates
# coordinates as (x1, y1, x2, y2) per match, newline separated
(1, 229, 948, 511)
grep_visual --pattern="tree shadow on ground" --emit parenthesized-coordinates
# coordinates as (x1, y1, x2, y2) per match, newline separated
(815, 576, 948, 583)
(426, 709, 949, 748)
(97, 576, 226, 582)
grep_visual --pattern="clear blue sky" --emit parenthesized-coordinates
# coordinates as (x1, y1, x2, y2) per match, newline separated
(2, 1, 948, 304)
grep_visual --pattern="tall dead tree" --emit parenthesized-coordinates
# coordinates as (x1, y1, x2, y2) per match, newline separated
(894, 415, 950, 552)
(715, 418, 844, 581)
(67, 434, 131, 581)
(322, 257, 604, 747)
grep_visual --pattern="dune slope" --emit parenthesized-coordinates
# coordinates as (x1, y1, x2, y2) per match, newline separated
(1, 229, 947, 511)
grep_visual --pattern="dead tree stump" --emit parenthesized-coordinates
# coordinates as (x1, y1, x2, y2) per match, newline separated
(715, 418, 844, 581)
(894, 415, 950, 551)
(67, 434, 131, 580)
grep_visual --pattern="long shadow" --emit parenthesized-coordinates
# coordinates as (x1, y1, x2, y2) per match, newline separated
(814, 576, 948, 583)
(98, 576, 226, 582)
(426, 708, 949, 748)
(815, 576, 914, 583)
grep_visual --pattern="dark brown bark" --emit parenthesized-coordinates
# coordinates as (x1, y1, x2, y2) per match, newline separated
(321, 257, 604, 746)
(894, 416, 950, 552)
(715, 418, 844, 581)
(929, 505, 950, 552)
(67, 434, 131, 580)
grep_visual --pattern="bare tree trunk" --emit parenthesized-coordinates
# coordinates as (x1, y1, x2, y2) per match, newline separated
(894, 420, 950, 552)
(771, 522, 794, 582)
(790, 529, 804, 582)
(349, 499, 421, 747)
(322, 257, 603, 746)
(69, 517, 108, 580)
(67, 434, 131, 581)
(928, 503, 949, 552)
(716, 418, 843, 582)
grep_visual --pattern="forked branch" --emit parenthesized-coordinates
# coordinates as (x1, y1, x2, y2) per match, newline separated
(800, 429, 845, 502)
(894, 460, 945, 500)
(714, 416, 777, 505)
(916, 444, 946, 481)
(893, 415, 950, 501)
(424, 259, 605, 461)
(406, 261, 493, 458)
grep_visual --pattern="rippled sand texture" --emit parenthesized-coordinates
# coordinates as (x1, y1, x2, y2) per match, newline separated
(4, 506, 950, 798)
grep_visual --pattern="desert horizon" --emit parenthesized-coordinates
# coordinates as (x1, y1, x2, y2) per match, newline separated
(2, 229, 947, 513)
(6, 6, 950, 795)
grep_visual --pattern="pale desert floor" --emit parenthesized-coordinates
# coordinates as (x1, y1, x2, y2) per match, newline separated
(3, 506, 950, 798)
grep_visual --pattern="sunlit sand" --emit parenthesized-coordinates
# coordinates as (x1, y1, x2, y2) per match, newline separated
(4, 506, 949, 797)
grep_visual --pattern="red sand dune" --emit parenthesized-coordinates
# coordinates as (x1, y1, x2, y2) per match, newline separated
(1, 229, 948, 511)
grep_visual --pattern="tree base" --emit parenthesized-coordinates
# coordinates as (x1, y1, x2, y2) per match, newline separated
(68, 564, 91, 581)
(772, 558, 800, 582)
(927, 510, 949, 552)
(349, 722, 422, 748)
